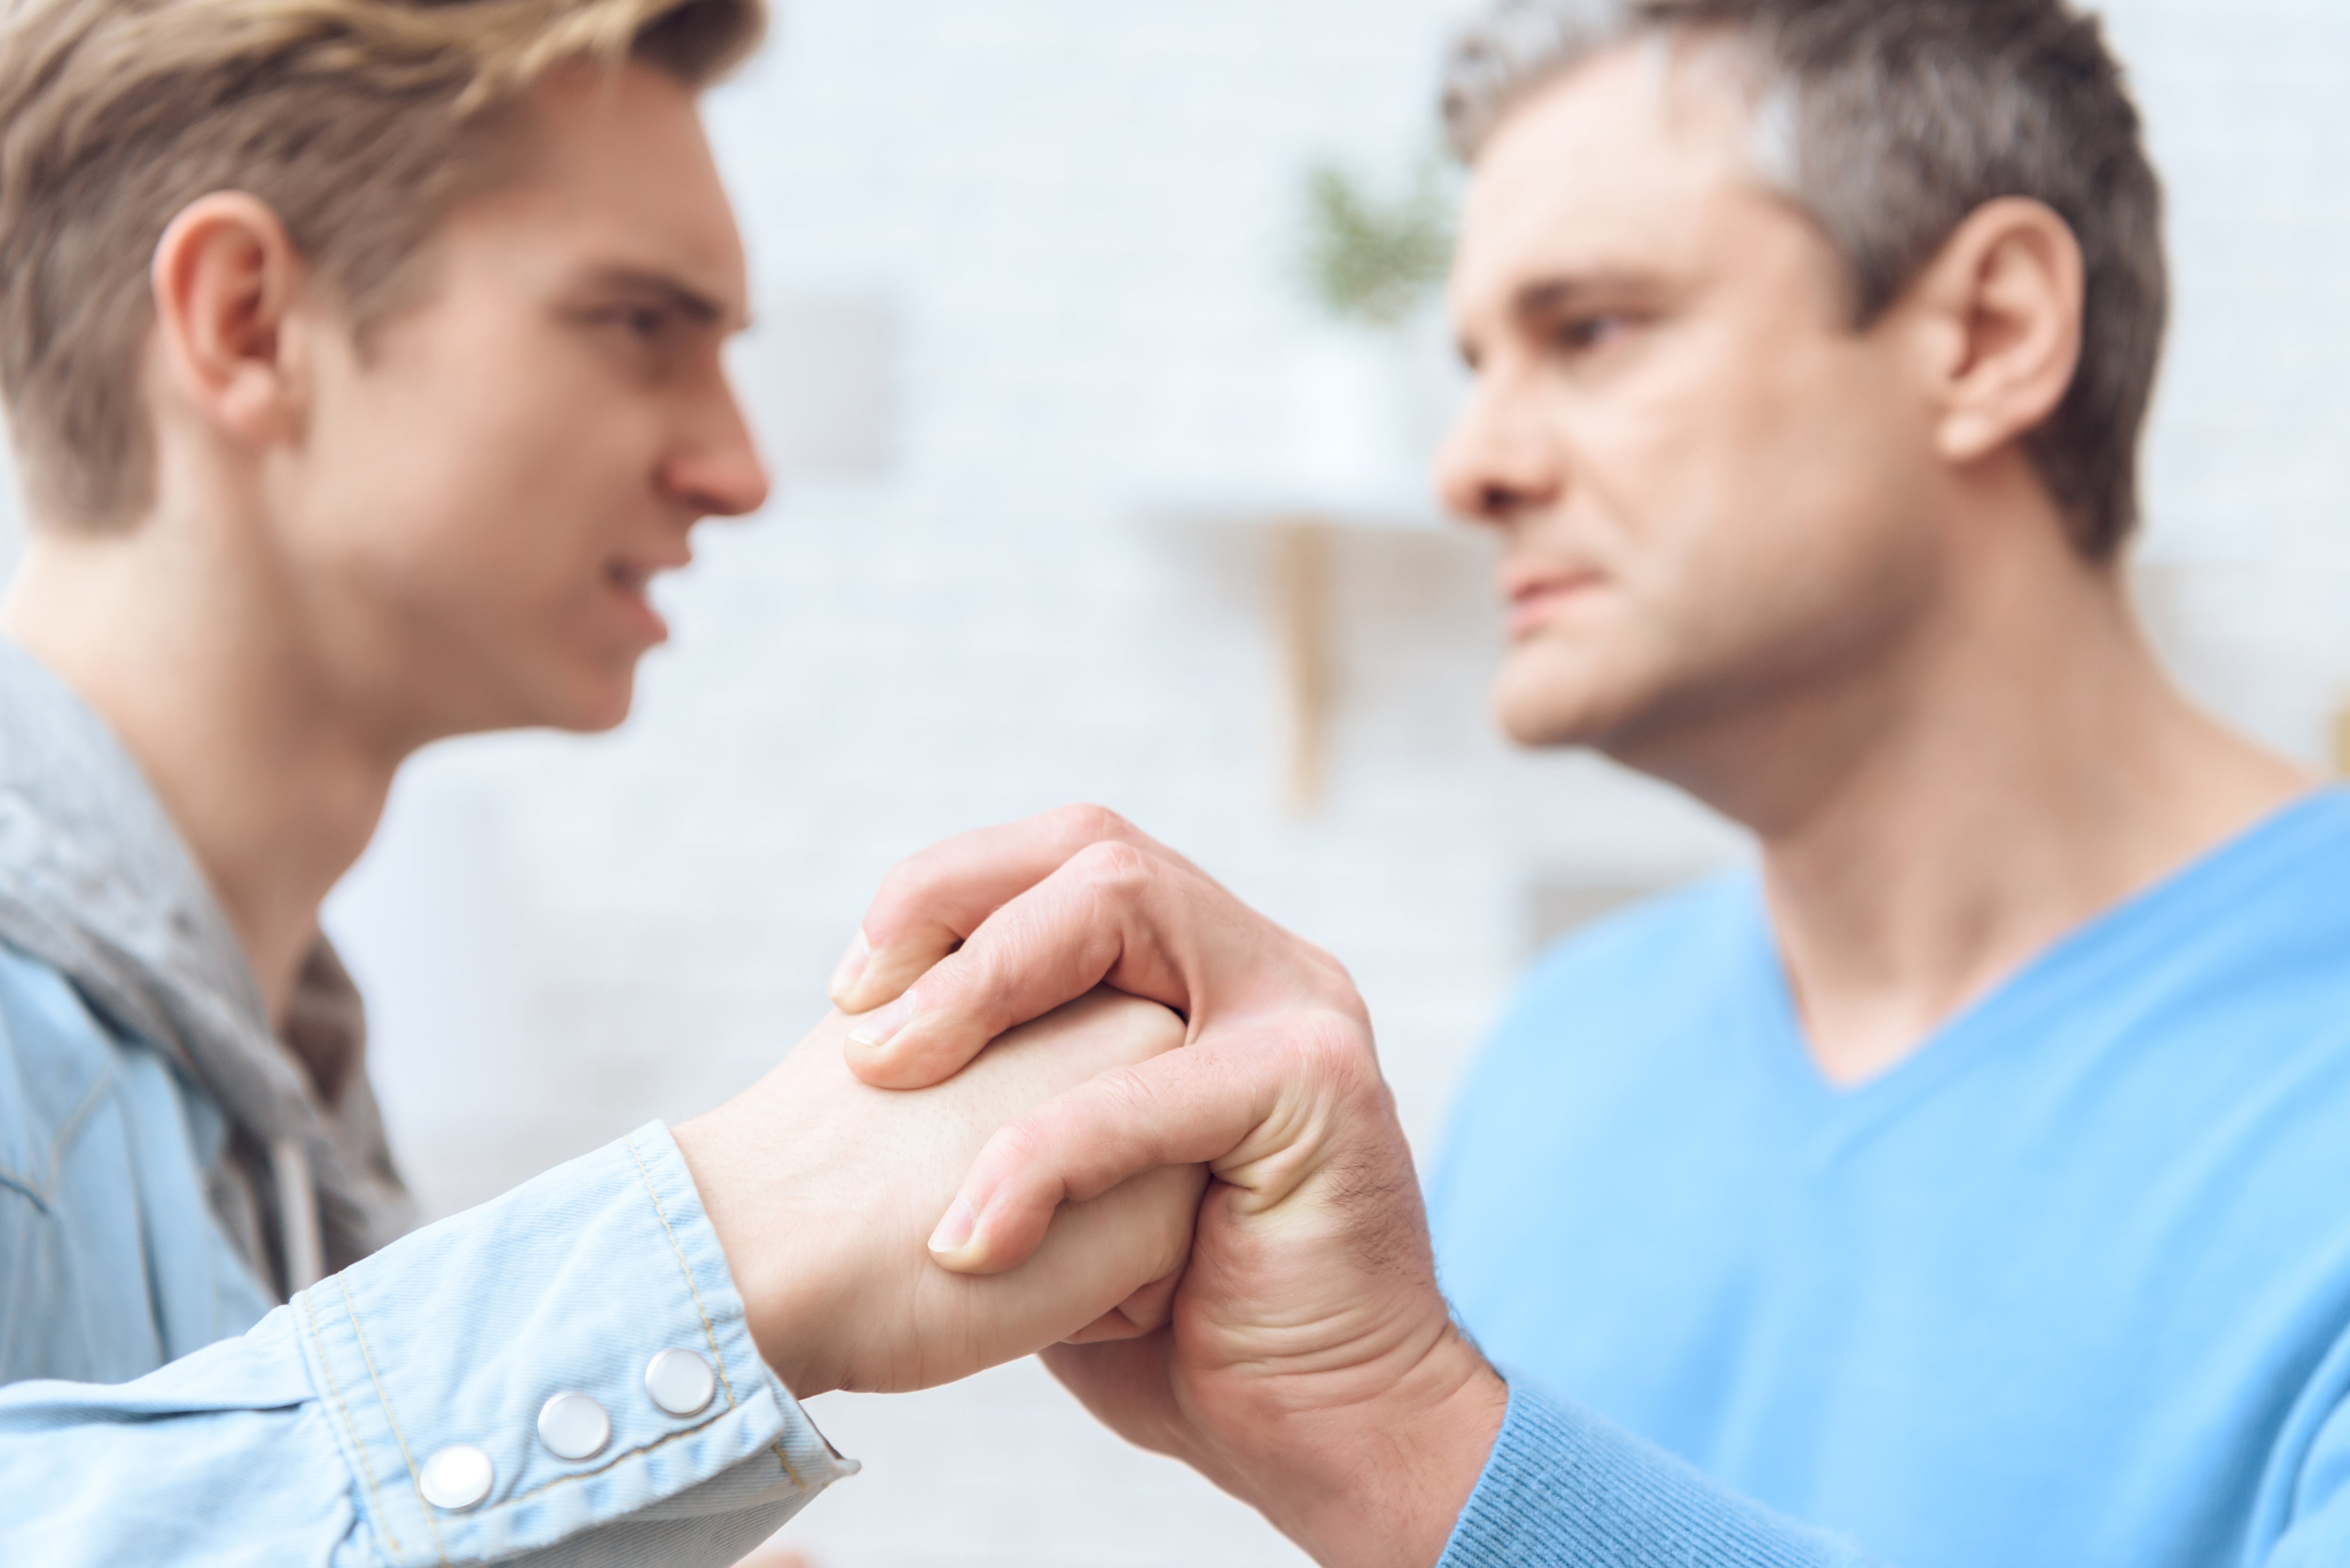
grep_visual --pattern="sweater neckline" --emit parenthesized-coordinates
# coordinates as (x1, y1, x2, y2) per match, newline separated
(1735, 786, 2350, 1128)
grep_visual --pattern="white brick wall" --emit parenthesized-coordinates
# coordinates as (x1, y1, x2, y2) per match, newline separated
(0, 2, 2343, 1563)
(2117, 1, 2350, 756)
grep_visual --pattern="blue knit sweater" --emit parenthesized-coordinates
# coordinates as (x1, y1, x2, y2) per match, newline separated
(1434, 793, 2350, 1568)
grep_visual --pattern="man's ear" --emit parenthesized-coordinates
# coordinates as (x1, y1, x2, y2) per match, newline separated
(1904, 197, 2086, 467)
(149, 193, 312, 449)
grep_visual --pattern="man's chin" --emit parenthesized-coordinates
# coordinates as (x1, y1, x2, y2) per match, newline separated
(499, 660, 641, 738)
(1494, 696, 1610, 750)
(562, 700, 634, 736)
(559, 676, 638, 735)
(1490, 655, 1628, 752)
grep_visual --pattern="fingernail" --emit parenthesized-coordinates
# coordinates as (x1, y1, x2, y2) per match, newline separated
(846, 989, 916, 1053)
(928, 1197, 977, 1256)
(828, 929, 871, 1000)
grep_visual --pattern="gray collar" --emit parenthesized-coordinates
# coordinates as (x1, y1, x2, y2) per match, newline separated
(0, 639, 413, 1294)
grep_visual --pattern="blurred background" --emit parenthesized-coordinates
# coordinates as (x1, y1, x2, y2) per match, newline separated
(4, 1, 2349, 1563)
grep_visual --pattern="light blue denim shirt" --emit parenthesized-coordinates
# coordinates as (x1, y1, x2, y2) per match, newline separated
(0, 640, 850, 1564)
(0, 941, 851, 1565)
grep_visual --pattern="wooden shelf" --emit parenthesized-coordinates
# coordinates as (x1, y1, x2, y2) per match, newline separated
(1147, 498, 1472, 813)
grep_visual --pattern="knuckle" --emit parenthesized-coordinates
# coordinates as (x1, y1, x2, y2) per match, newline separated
(1306, 942, 1363, 996)
(1047, 802, 1138, 847)
(1287, 1009, 1380, 1096)
(1285, 941, 1371, 1025)
(982, 1114, 1058, 1203)
(1067, 838, 1153, 896)
(949, 947, 1012, 1010)
(1088, 1061, 1166, 1125)
(867, 858, 934, 926)
(987, 1114, 1058, 1182)
(1055, 1067, 1168, 1195)
(945, 929, 1052, 1022)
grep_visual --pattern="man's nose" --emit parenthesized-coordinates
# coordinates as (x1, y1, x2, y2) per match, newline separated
(1436, 373, 1563, 529)
(666, 377, 773, 521)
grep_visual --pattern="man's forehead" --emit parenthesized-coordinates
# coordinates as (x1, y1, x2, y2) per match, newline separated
(492, 60, 751, 319)
(1453, 41, 1767, 304)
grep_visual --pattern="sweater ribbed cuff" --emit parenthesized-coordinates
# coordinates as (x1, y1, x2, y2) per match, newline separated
(1437, 1376, 1874, 1568)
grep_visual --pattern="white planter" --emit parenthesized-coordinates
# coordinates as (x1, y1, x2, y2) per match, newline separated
(1280, 318, 1465, 517)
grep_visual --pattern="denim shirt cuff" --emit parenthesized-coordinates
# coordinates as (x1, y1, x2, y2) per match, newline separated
(291, 1123, 851, 1566)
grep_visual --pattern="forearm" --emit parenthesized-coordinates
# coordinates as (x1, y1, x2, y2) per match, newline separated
(0, 1127, 852, 1566)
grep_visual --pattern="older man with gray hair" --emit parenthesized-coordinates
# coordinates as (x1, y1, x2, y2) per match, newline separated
(832, 2, 2350, 1566)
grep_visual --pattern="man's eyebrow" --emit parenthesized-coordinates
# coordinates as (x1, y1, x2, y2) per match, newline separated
(1510, 272, 1652, 322)
(580, 265, 747, 331)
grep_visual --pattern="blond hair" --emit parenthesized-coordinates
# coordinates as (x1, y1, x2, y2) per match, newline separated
(0, 0, 766, 528)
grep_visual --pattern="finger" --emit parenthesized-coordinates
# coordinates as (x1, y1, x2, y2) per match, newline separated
(1041, 1337, 1186, 1459)
(829, 805, 1193, 1014)
(928, 1018, 1366, 1274)
(851, 837, 1330, 1093)
(846, 839, 1203, 1090)
(1002, 1159, 1200, 1359)
(1112, 1269, 1184, 1333)
(1060, 1264, 1186, 1343)
(1062, 1301, 1155, 1345)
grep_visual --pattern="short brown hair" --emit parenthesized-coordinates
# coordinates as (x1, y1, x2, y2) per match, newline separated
(1444, 0, 2167, 561)
(0, 0, 766, 529)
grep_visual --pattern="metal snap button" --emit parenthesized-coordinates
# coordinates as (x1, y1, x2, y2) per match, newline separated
(537, 1392, 612, 1462)
(418, 1444, 495, 1512)
(645, 1348, 717, 1417)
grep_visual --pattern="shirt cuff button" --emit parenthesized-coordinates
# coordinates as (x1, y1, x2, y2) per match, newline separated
(419, 1444, 495, 1513)
(645, 1348, 718, 1417)
(538, 1392, 612, 1461)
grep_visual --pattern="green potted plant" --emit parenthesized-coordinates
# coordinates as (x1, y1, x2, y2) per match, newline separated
(1301, 158, 1455, 331)
(1286, 157, 1459, 509)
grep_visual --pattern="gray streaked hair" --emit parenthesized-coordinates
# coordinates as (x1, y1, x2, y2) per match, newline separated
(1443, 0, 2167, 562)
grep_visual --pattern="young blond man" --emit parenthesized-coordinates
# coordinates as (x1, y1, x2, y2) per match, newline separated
(0, 3, 1202, 1561)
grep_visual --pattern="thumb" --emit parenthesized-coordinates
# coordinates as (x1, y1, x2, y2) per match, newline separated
(827, 923, 956, 1016)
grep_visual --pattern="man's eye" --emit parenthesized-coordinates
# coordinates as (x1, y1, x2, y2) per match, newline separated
(600, 305, 669, 340)
(1554, 315, 1627, 352)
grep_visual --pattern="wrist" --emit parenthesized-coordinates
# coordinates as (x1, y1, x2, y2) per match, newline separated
(1241, 1329, 1509, 1568)
(670, 1105, 834, 1398)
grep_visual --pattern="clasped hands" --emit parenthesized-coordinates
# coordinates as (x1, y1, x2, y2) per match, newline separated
(674, 807, 1506, 1568)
